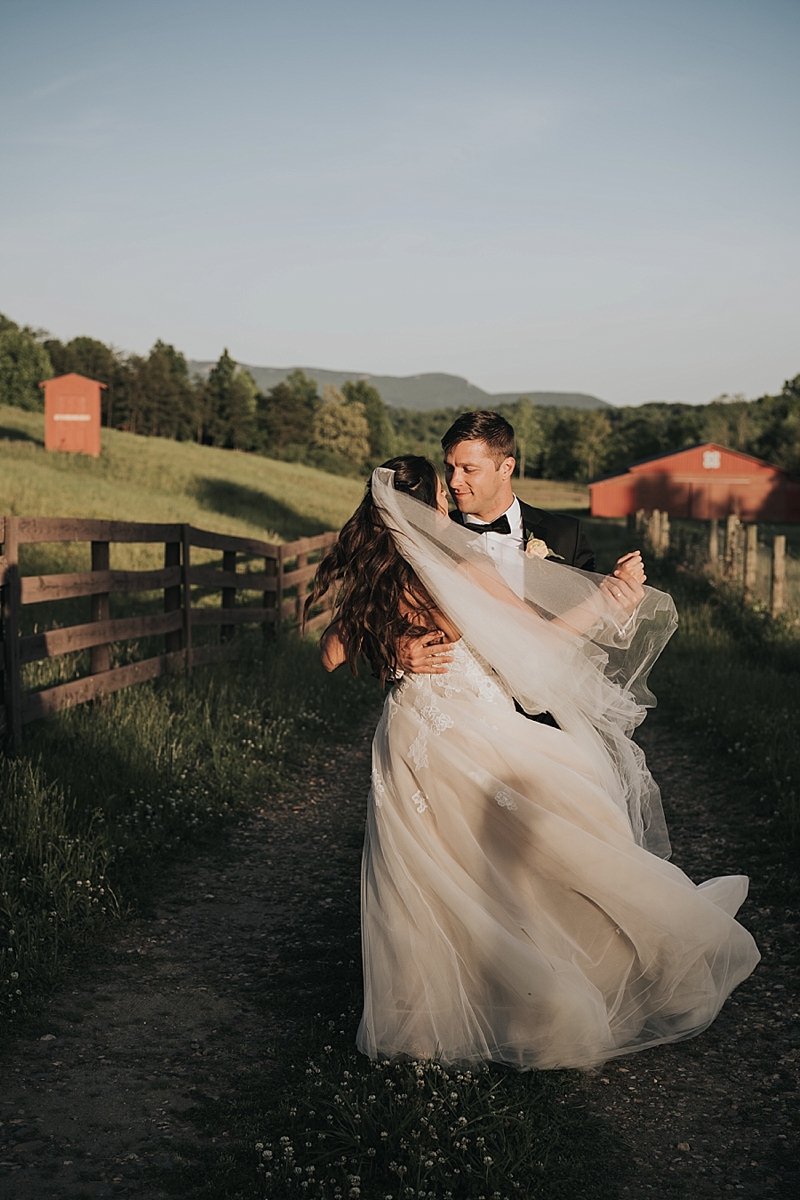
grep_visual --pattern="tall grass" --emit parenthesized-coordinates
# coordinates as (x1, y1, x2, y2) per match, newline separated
(0, 633, 379, 1034)
(0, 404, 364, 543)
(643, 568, 800, 836)
(582, 516, 800, 837)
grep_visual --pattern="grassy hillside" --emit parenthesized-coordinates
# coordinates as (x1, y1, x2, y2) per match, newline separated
(0, 405, 364, 543)
(0, 404, 589, 537)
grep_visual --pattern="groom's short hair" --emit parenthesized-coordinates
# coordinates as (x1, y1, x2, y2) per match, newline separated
(441, 411, 516, 466)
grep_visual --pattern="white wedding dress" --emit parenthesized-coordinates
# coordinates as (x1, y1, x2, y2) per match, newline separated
(357, 638, 759, 1070)
(355, 470, 760, 1071)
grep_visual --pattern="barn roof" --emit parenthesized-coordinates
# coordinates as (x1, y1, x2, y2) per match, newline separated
(589, 441, 795, 485)
(40, 373, 107, 389)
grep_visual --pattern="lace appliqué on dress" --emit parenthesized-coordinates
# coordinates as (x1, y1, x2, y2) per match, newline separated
(408, 692, 454, 772)
(439, 641, 513, 709)
(495, 788, 519, 811)
(371, 767, 386, 809)
(412, 790, 429, 814)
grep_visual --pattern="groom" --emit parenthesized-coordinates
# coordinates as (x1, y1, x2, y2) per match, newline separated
(397, 409, 645, 675)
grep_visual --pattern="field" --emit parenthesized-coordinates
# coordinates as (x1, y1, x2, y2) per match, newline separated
(0, 405, 364, 548)
(1, 412, 798, 1197)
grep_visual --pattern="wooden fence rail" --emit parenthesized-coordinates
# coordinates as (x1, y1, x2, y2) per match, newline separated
(0, 516, 338, 749)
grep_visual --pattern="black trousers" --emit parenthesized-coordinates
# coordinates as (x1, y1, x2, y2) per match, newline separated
(514, 699, 560, 729)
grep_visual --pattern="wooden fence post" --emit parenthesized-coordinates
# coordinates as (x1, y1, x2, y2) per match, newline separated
(164, 538, 182, 653)
(660, 511, 670, 555)
(2, 516, 22, 750)
(635, 508, 646, 535)
(771, 535, 786, 618)
(276, 545, 285, 631)
(181, 525, 192, 672)
(221, 549, 236, 643)
(90, 540, 110, 674)
(263, 553, 277, 635)
(295, 549, 308, 624)
(708, 518, 719, 566)
(725, 513, 740, 579)
(647, 509, 665, 556)
(743, 524, 758, 603)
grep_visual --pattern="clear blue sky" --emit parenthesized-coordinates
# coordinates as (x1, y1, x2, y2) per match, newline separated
(1, 0, 798, 405)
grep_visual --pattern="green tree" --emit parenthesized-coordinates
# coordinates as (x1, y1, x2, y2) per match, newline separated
(341, 378, 395, 462)
(573, 409, 612, 481)
(0, 326, 53, 410)
(202, 349, 258, 449)
(224, 370, 258, 451)
(603, 403, 703, 477)
(312, 384, 371, 467)
(701, 394, 759, 454)
(121, 342, 200, 440)
(256, 369, 319, 455)
(42, 334, 131, 427)
(512, 398, 543, 478)
(752, 375, 800, 474)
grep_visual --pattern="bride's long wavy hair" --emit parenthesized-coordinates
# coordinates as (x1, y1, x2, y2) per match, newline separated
(304, 456, 442, 683)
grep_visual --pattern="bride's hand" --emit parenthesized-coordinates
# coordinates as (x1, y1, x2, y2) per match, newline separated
(397, 630, 456, 675)
(600, 573, 645, 615)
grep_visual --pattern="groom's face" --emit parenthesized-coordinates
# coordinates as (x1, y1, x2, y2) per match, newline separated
(444, 439, 516, 522)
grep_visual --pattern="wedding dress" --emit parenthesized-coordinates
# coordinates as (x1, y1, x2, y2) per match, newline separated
(355, 470, 760, 1070)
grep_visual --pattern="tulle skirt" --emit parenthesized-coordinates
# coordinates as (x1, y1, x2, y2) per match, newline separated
(356, 644, 760, 1070)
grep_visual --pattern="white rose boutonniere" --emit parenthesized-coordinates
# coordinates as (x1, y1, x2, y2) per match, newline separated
(525, 533, 564, 561)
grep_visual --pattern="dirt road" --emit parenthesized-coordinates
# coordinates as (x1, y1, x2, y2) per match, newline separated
(0, 716, 796, 1198)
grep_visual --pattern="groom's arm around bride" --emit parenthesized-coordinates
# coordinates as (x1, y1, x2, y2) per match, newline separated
(396, 409, 645, 676)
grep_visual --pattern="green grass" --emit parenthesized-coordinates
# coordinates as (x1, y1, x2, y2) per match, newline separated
(582, 516, 800, 837)
(1, 404, 368, 688)
(0, 634, 379, 1037)
(0, 404, 365, 546)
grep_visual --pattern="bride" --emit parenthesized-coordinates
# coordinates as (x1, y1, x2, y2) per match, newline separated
(306, 456, 759, 1070)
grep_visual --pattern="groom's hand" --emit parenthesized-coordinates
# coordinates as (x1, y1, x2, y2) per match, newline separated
(397, 631, 456, 675)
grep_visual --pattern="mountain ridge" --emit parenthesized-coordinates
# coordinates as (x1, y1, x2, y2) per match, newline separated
(187, 361, 612, 412)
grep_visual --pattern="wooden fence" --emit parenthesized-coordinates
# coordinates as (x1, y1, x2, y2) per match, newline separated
(0, 516, 338, 749)
(632, 508, 789, 617)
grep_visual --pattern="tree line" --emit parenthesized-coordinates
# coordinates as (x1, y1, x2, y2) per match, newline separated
(1, 312, 797, 483)
(0, 313, 394, 475)
(389, 382, 800, 482)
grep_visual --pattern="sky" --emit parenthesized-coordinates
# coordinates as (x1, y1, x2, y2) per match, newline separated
(1, 0, 798, 407)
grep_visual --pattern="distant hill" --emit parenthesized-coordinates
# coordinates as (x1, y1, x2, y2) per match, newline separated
(187, 362, 612, 412)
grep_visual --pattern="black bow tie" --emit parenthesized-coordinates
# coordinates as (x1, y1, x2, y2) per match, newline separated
(466, 514, 511, 535)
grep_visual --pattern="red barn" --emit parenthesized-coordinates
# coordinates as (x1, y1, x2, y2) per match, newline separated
(41, 373, 105, 457)
(589, 443, 800, 522)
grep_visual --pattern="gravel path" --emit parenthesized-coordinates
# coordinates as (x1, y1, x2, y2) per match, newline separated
(581, 721, 798, 1199)
(0, 712, 796, 1199)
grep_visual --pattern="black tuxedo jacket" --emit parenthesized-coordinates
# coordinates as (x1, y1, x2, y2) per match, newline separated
(451, 500, 596, 573)
(517, 500, 596, 573)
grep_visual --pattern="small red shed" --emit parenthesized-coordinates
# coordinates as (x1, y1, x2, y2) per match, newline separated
(41, 373, 105, 457)
(589, 443, 800, 522)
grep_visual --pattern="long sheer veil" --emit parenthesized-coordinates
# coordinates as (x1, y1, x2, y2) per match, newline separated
(371, 466, 678, 859)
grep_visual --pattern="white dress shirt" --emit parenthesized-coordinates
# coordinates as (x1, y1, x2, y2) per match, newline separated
(464, 496, 526, 598)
